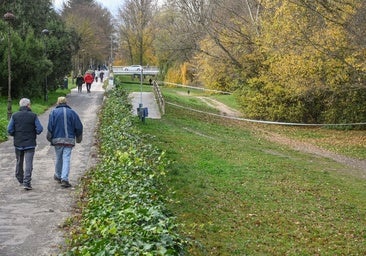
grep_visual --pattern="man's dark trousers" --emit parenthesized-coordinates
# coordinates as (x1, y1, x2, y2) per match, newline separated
(15, 148, 35, 186)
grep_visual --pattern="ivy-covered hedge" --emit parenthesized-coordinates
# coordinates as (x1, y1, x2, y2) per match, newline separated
(63, 88, 187, 255)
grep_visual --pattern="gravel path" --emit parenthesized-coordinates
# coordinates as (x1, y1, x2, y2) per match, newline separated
(0, 81, 104, 256)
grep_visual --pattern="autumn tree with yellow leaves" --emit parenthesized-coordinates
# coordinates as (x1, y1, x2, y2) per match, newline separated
(238, 0, 366, 124)
(61, 0, 114, 73)
(160, 0, 366, 125)
(116, 0, 157, 66)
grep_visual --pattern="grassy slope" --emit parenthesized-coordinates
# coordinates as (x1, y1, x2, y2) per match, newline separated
(136, 86, 366, 255)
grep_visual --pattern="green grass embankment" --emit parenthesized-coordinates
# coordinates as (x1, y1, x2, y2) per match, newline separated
(57, 75, 365, 255)
(135, 84, 366, 255)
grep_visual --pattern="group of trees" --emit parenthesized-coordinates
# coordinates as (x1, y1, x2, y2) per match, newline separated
(1, 0, 365, 124)
(0, 0, 74, 99)
(116, 0, 157, 66)
(115, 0, 366, 125)
(0, 0, 113, 100)
(237, 0, 366, 124)
(60, 0, 113, 74)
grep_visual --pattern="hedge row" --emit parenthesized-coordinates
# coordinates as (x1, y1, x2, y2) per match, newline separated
(63, 88, 187, 255)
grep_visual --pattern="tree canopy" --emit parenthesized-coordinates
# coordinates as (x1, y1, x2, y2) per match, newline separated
(116, 0, 157, 66)
(144, 0, 366, 126)
(0, 0, 114, 101)
(1, 0, 364, 126)
(61, 0, 114, 73)
(0, 0, 75, 99)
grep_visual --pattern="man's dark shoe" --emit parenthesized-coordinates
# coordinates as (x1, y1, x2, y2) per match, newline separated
(61, 180, 72, 188)
(54, 175, 62, 183)
(23, 184, 32, 190)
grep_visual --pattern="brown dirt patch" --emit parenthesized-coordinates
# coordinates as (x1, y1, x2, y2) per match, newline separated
(260, 130, 366, 179)
(195, 96, 366, 179)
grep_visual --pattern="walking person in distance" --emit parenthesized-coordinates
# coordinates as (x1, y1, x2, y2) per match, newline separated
(47, 97, 83, 188)
(76, 73, 84, 93)
(7, 98, 43, 190)
(84, 72, 94, 93)
(99, 70, 104, 82)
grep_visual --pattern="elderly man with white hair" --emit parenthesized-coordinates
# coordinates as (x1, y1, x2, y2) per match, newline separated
(7, 98, 43, 190)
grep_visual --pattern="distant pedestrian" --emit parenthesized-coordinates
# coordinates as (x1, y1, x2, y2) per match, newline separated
(76, 73, 84, 93)
(7, 98, 43, 190)
(84, 72, 94, 93)
(95, 70, 99, 82)
(100, 71, 104, 82)
(63, 76, 68, 89)
(47, 97, 83, 188)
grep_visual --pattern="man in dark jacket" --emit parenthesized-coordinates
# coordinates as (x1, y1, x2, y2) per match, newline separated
(47, 96, 83, 188)
(7, 98, 43, 190)
(75, 73, 84, 93)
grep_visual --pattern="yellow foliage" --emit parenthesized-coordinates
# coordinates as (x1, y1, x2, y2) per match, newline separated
(165, 65, 183, 84)
(259, 0, 360, 91)
(239, 0, 366, 123)
(181, 63, 188, 85)
(113, 59, 124, 66)
(194, 37, 235, 91)
(164, 62, 194, 85)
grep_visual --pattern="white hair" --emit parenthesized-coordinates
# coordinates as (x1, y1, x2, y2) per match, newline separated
(19, 98, 31, 107)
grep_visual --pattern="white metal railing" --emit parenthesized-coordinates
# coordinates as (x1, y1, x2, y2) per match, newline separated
(112, 66, 159, 75)
(153, 80, 165, 115)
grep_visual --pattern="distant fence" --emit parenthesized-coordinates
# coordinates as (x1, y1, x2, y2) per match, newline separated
(153, 81, 165, 115)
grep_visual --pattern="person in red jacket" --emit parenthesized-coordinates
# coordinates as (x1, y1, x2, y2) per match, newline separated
(84, 72, 94, 93)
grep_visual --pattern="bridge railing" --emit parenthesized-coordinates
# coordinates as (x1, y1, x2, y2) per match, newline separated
(153, 80, 165, 115)
(112, 66, 159, 75)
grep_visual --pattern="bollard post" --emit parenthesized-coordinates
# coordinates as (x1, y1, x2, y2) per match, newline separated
(137, 104, 148, 123)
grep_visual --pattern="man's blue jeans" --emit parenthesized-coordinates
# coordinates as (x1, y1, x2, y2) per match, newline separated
(15, 148, 35, 186)
(54, 146, 72, 182)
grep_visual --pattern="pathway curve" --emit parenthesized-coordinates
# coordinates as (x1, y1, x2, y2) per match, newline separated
(197, 96, 241, 117)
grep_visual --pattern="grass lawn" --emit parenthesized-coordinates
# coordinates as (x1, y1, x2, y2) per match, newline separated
(135, 85, 366, 255)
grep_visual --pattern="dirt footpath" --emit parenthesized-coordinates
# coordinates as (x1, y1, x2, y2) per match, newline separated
(195, 96, 366, 178)
(0, 81, 104, 256)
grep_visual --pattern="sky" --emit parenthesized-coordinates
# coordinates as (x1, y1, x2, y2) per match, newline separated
(52, 0, 121, 15)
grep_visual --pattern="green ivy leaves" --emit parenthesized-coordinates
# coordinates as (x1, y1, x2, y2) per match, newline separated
(63, 88, 187, 255)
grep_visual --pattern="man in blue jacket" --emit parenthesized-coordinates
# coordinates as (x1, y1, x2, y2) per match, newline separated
(7, 98, 43, 190)
(47, 96, 83, 188)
